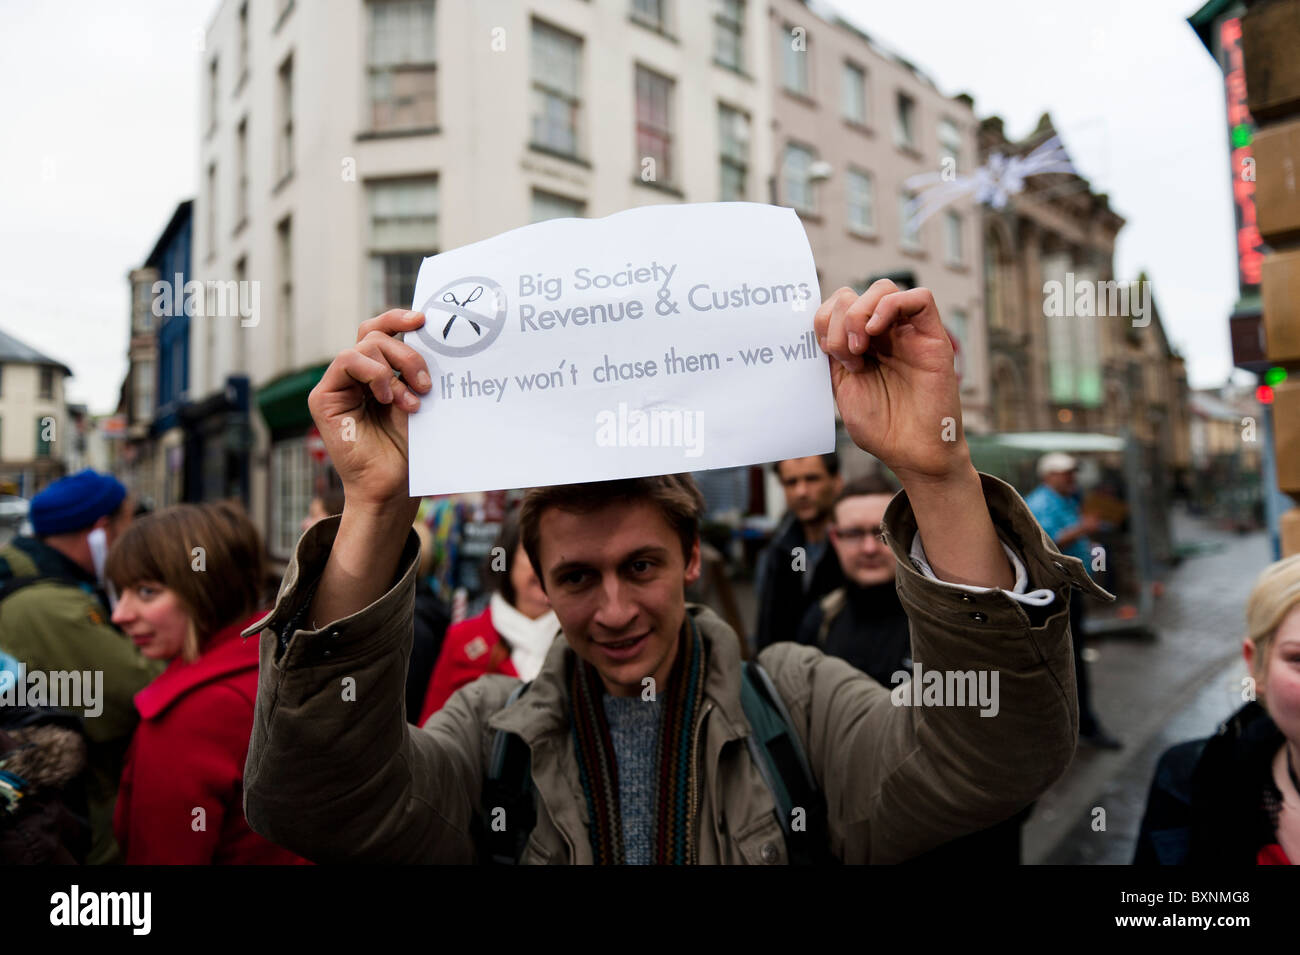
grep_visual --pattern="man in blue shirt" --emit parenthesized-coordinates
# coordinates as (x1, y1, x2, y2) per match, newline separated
(1026, 453, 1122, 750)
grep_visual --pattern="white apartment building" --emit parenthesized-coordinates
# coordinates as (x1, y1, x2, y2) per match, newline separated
(194, 0, 775, 558)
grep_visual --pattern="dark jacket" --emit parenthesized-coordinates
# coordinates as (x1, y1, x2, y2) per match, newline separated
(0, 704, 90, 864)
(1134, 702, 1290, 865)
(407, 580, 451, 724)
(796, 583, 912, 687)
(754, 513, 845, 653)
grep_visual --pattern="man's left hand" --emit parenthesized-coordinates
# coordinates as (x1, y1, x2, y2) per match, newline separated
(815, 280, 966, 484)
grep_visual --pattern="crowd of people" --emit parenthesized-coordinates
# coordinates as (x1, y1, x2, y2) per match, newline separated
(1, 286, 1295, 865)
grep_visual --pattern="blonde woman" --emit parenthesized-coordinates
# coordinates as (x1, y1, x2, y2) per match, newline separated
(1134, 554, 1300, 864)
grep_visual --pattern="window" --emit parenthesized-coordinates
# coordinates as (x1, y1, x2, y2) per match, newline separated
(531, 190, 585, 223)
(949, 309, 967, 378)
(635, 66, 674, 186)
(895, 91, 916, 149)
(205, 298, 217, 392)
(276, 55, 293, 181)
(35, 416, 52, 458)
(985, 235, 1006, 330)
(842, 62, 867, 124)
(270, 437, 313, 557)
(368, 178, 438, 313)
(367, 0, 437, 132)
(208, 57, 219, 132)
(782, 24, 809, 96)
(714, 0, 743, 71)
(900, 189, 920, 249)
(944, 211, 963, 265)
(134, 280, 154, 333)
(783, 143, 816, 214)
(39, 367, 54, 399)
(846, 169, 874, 232)
(134, 360, 154, 422)
(236, 117, 248, 224)
(939, 117, 961, 171)
(234, 257, 248, 372)
(631, 0, 667, 32)
(237, 2, 249, 82)
(206, 163, 218, 255)
(277, 216, 294, 364)
(531, 20, 582, 156)
(718, 104, 749, 201)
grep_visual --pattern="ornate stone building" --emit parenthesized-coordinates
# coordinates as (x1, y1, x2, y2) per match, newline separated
(979, 113, 1127, 435)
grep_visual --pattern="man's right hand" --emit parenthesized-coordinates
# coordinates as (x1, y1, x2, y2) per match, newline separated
(301, 310, 433, 628)
(307, 310, 432, 510)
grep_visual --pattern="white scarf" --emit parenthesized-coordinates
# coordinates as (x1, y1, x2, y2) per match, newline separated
(489, 592, 559, 682)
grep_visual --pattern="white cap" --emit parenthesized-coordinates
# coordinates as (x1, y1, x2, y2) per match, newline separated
(1038, 452, 1078, 477)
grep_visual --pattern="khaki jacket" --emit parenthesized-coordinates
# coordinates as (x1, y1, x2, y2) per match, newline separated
(0, 542, 165, 864)
(243, 473, 1111, 864)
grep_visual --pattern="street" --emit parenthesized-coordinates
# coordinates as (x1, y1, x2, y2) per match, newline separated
(1027, 506, 1272, 864)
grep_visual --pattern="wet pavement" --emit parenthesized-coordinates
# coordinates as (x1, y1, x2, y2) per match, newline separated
(1024, 507, 1272, 864)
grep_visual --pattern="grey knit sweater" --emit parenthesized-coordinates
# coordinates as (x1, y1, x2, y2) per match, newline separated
(601, 695, 661, 865)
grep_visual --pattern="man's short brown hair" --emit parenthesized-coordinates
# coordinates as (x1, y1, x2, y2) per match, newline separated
(519, 475, 705, 583)
(773, 452, 840, 480)
(835, 473, 899, 507)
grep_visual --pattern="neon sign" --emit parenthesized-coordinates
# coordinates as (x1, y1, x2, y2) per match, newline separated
(1222, 17, 1263, 291)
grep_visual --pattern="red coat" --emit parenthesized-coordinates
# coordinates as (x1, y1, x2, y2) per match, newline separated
(114, 612, 309, 865)
(419, 605, 517, 724)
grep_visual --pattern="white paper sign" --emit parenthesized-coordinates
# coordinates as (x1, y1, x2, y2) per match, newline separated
(406, 202, 835, 496)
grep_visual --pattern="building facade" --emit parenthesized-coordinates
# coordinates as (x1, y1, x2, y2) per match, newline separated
(767, 0, 988, 433)
(195, 0, 779, 557)
(119, 200, 199, 511)
(0, 328, 72, 495)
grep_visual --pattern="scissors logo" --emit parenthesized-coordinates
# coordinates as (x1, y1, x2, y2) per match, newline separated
(415, 276, 506, 358)
(441, 286, 483, 337)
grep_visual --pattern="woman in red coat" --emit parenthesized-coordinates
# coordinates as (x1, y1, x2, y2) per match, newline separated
(419, 510, 557, 723)
(106, 501, 308, 865)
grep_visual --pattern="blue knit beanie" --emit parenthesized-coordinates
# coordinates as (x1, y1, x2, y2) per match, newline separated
(30, 469, 128, 537)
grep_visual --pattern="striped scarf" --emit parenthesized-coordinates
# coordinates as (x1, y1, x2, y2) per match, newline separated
(569, 617, 708, 864)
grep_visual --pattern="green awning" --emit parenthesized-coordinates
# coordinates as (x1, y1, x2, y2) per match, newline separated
(255, 363, 329, 433)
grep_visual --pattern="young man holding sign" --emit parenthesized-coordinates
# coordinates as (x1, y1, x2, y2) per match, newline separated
(242, 280, 1110, 864)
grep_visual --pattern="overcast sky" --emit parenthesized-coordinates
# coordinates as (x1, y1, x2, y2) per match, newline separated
(0, 0, 1240, 414)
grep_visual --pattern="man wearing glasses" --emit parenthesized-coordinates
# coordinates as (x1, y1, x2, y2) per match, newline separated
(796, 473, 911, 687)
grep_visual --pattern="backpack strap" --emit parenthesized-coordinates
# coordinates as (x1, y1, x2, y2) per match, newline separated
(477, 680, 535, 864)
(740, 660, 835, 864)
(815, 588, 847, 648)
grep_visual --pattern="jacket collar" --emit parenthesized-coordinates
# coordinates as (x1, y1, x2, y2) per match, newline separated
(7, 536, 100, 590)
(135, 611, 267, 720)
(488, 603, 749, 744)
